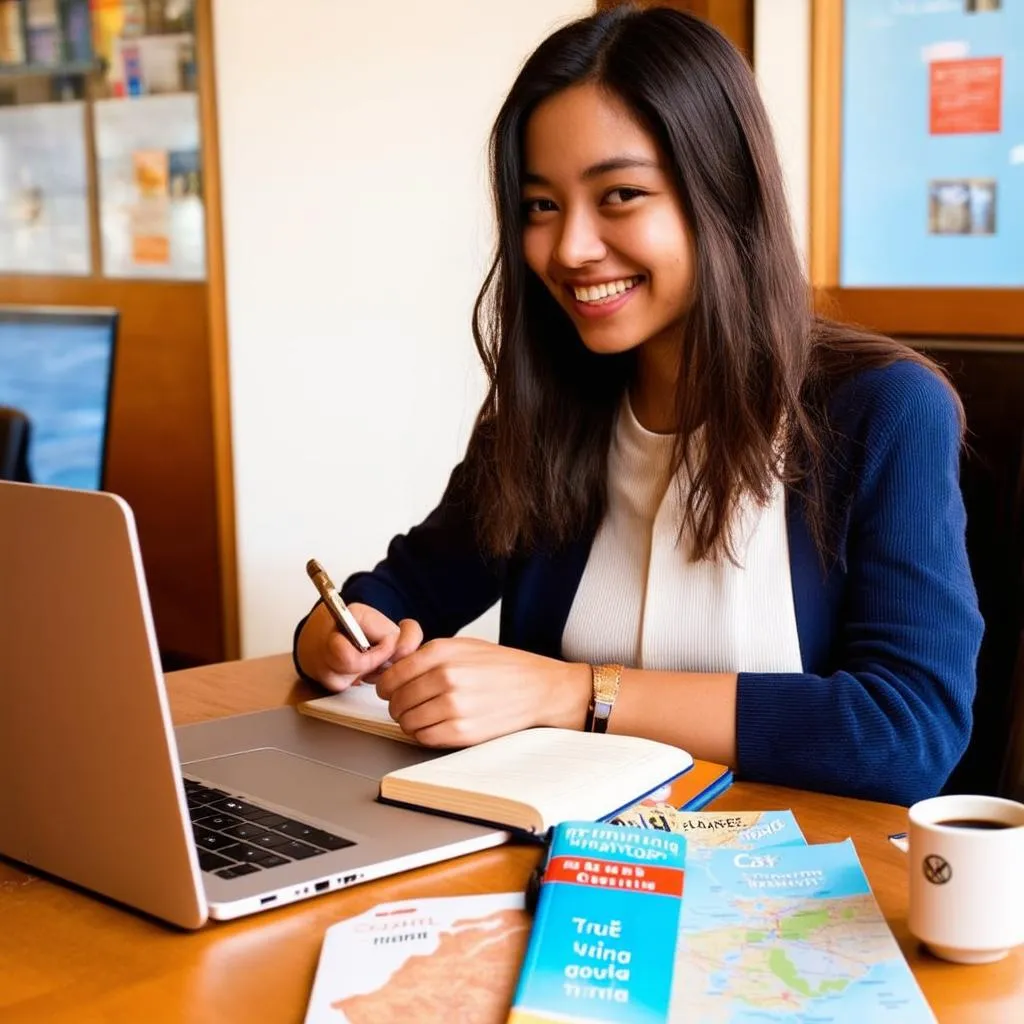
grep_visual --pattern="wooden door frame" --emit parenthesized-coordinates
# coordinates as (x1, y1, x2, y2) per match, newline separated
(810, 0, 1024, 337)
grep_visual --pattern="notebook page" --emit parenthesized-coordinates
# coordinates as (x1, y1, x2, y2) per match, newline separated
(385, 728, 692, 825)
(304, 684, 397, 724)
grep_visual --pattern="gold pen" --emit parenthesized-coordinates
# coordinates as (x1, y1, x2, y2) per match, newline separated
(305, 558, 372, 653)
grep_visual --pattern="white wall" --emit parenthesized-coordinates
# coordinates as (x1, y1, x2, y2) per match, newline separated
(754, 0, 810, 266)
(213, 0, 592, 656)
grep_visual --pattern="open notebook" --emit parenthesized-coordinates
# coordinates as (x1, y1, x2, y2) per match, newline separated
(378, 728, 694, 835)
(298, 684, 413, 743)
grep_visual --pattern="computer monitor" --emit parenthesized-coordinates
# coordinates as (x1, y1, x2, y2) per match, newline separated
(0, 306, 118, 491)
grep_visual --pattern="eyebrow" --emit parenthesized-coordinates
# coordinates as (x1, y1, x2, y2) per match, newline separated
(523, 155, 660, 186)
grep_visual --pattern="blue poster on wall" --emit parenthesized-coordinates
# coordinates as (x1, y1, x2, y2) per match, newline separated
(841, 0, 1023, 287)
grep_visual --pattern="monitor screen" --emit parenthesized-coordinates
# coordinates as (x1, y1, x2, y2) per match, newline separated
(0, 307, 118, 491)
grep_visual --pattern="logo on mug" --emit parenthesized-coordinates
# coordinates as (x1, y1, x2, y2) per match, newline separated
(923, 854, 952, 885)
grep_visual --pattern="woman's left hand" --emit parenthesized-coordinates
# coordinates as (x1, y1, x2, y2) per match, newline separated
(372, 638, 591, 747)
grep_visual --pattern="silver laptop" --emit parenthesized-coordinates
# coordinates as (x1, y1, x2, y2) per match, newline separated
(0, 482, 507, 928)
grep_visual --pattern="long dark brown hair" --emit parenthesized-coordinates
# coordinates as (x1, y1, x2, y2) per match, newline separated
(466, 5, 959, 562)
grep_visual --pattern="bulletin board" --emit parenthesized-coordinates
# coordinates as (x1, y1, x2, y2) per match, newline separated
(811, 0, 1024, 336)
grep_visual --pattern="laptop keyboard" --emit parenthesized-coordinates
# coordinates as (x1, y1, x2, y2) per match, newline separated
(183, 777, 355, 880)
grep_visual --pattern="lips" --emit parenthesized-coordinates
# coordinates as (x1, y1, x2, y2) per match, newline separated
(564, 276, 644, 320)
(569, 275, 645, 304)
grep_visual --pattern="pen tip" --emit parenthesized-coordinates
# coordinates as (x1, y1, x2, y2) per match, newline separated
(306, 558, 322, 578)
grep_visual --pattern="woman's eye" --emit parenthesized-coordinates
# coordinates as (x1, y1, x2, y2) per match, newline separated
(522, 197, 557, 216)
(605, 187, 646, 206)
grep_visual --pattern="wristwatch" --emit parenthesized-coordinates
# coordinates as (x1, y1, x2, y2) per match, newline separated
(587, 663, 623, 734)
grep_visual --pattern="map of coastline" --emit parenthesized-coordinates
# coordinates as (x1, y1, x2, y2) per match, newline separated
(670, 840, 936, 1023)
(303, 893, 529, 1024)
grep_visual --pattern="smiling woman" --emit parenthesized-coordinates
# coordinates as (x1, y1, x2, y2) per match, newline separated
(520, 85, 694, 376)
(293, 7, 983, 807)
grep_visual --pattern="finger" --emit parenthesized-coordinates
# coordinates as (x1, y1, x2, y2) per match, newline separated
(324, 628, 398, 678)
(386, 671, 452, 722)
(374, 639, 452, 700)
(393, 687, 457, 733)
(410, 717, 478, 749)
(317, 669, 359, 694)
(393, 618, 424, 660)
(351, 603, 403, 646)
(412, 708, 512, 748)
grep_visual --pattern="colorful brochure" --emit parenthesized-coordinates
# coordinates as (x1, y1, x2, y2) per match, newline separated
(508, 821, 687, 1024)
(669, 839, 936, 1022)
(610, 808, 806, 860)
(304, 892, 530, 1024)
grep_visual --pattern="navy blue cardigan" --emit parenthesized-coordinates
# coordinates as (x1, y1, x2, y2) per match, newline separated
(307, 361, 982, 806)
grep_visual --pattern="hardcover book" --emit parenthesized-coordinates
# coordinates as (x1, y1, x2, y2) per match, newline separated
(378, 729, 693, 836)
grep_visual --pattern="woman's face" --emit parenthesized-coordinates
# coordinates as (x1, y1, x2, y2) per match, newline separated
(521, 82, 694, 358)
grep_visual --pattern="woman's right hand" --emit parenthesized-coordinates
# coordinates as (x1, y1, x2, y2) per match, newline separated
(296, 601, 424, 693)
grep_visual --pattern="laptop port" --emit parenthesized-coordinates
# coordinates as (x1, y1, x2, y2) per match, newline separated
(260, 895, 277, 905)
(315, 880, 330, 892)
(343, 873, 358, 884)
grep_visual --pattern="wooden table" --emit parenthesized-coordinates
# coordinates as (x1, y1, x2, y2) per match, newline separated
(2, 654, 1022, 1023)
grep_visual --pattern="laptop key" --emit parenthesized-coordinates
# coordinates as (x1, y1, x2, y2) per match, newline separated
(215, 864, 261, 879)
(193, 826, 238, 851)
(244, 812, 289, 829)
(206, 797, 265, 818)
(306, 829, 355, 851)
(193, 812, 243, 830)
(252, 851, 290, 868)
(249, 831, 292, 849)
(219, 841, 280, 864)
(221, 822, 272, 842)
(193, 786, 230, 800)
(198, 850, 237, 872)
(276, 840, 321, 860)
(270, 819, 318, 840)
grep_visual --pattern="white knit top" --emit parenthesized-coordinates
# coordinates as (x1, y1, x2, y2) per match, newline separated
(561, 396, 803, 673)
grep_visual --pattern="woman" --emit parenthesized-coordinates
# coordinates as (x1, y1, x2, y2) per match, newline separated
(294, 7, 982, 805)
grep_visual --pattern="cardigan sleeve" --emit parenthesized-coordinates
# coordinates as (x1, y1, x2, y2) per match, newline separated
(735, 363, 983, 805)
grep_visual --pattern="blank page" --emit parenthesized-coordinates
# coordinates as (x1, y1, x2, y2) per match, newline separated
(305, 684, 397, 724)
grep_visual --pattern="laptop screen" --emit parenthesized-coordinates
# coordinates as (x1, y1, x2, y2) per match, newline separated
(0, 306, 118, 491)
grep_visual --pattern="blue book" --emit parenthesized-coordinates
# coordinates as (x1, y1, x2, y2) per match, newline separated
(509, 821, 687, 1023)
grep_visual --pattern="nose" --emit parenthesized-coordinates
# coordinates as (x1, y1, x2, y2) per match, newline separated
(553, 205, 606, 269)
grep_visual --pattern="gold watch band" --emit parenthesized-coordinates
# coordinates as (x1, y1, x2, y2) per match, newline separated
(587, 663, 623, 734)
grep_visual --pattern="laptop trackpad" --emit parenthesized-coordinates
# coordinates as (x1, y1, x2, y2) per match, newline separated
(186, 747, 379, 825)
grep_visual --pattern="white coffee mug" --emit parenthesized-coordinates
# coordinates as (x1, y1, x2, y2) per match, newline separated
(907, 794, 1024, 964)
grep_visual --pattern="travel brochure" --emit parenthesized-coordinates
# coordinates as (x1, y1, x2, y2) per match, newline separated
(306, 808, 934, 1023)
(670, 840, 935, 1023)
(303, 892, 530, 1024)
(509, 821, 688, 1023)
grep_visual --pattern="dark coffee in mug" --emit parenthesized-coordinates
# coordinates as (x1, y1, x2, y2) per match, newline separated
(935, 818, 1013, 830)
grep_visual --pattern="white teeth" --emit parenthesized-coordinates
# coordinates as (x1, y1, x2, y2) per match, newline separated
(573, 276, 641, 304)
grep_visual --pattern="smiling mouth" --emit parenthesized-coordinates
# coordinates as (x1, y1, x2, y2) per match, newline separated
(569, 275, 644, 305)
